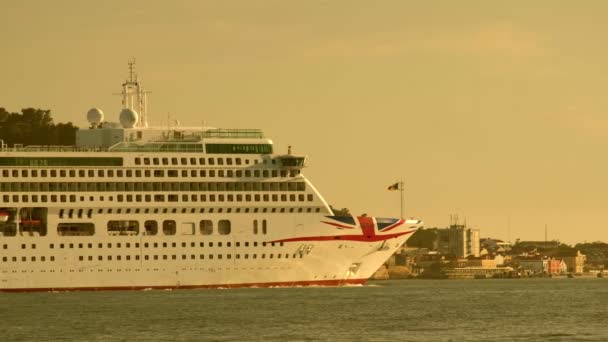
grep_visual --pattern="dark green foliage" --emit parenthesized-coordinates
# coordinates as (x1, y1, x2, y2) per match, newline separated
(406, 227, 439, 249)
(574, 242, 608, 267)
(0, 107, 77, 146)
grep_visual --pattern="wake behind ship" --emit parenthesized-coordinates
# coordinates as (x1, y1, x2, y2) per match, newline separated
(0, 63, 423, 291)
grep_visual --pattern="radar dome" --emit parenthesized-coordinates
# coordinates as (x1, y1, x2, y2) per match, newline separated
(87, 108, 104, 125)
(119, 108, 139, 128)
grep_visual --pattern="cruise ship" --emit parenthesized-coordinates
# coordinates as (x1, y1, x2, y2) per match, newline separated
(0, 63, 423, 291)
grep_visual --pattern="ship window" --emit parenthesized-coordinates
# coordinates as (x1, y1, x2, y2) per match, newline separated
(190, 158, 196, 165)
(107, 221, 139, 236)
(208, 158, 215, 165)
(88, 170, 94, 177)
(200, 220, 213, 235)
(262, 220, 267, 234)
(98, 170, 104, 177)
(217, 158, 224, 165)
(163, 220, 176, 235)
(144, 221, 158, 235)
(218, 220, 231, 235)
(153, 158, 159, 165)
(57, 223, 95, 236)
(154, 195, 165, 202)
(180, 158, 187, 165)
(162, 158, 169, 165)
(143, 158, 150, 165)
(154, 170, 164, 177)
(135, 158, 141, 165)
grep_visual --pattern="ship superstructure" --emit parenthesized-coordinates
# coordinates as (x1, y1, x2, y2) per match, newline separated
(0, 63, 422, 291)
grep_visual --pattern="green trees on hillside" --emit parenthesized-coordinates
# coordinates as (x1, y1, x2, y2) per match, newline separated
(0, 107, 77, 146)
(406, 228, 439, 249)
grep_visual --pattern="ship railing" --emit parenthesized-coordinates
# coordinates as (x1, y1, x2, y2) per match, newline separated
(200, 128, 265, 139)
(0, 145, 110, 153)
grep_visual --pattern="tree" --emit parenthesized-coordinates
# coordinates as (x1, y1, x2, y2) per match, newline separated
(0, 107, 77, 146)
(406, 228, 439, 249)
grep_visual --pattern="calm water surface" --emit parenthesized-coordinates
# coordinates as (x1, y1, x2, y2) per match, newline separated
(1, 278, 607, 341)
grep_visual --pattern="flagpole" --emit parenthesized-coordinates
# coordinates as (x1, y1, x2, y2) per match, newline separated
(400, 181, 404, 219)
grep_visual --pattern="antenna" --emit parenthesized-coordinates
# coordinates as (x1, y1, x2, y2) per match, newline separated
(113, 59, 151, 128)
(128, 58, 136, 82)
(507, 215, 511, 244)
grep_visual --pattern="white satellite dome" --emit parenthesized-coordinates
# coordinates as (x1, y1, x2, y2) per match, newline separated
(119, 108, 139, 128)
(87, 108, 104, 125)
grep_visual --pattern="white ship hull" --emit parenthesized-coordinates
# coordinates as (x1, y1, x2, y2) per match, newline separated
(1, 212, 420, 291)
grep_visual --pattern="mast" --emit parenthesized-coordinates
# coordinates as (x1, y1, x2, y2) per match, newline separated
(116, 59, 150, 128)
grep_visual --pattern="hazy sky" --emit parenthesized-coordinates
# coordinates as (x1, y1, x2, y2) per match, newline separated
(2, 1, 608, 244)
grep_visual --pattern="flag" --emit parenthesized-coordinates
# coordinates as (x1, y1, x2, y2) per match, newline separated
(387, 182, 400, 191)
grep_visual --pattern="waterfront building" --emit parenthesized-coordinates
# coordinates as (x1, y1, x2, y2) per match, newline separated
(562, 250, 586, 274)
(437, 224, 480, 258)
(517, 258, 548, 274)
(546, 258, 563, 275)
(467, 254, 504, 268)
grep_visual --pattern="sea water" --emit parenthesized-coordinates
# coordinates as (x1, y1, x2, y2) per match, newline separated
(1, 278, 607, 341)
